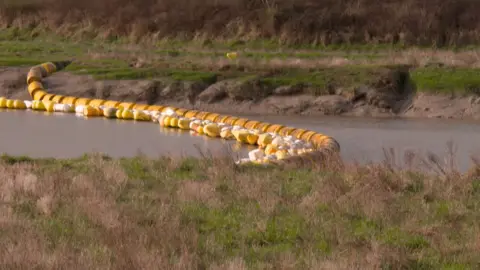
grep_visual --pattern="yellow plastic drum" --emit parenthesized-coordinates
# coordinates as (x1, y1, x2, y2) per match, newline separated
(41, 94, 56, 102)
(290, 128, 308, 139)
(133, 103, 149, 110)
(266, 124, 285, 133)
(244, 120, 261, 130)
(41, 62, 57, 75)
(13, 100, 26, 110)
(118, 102, 135, 110)
(6, 99, 14, 109)
(175, 108, 188, 116)
(309, 134, 329, 148)
(256, 122, 271, 133)
(27, 81, 43, 96)
(184, 110, 199, 118)
(194, 111, 210, 120)
(51, 95, 65, 103)
(89, 99, 107, 107)
(218, 115, 232, 124)
(33, 91, 47, 101)
(278, 127, 295, 136)
(83, 106, 101, 117)
(27, 68, 43, 84)
(225, 116, 240, 125)
(146, 105, 165, 112)
(300, 130, 317, 141)
(232, 118, 249, 127)
(104, 100, 121, 108)
(74, 98, 91, 106)
(205, 113, 221, 122)
(61, 96, 78, 105)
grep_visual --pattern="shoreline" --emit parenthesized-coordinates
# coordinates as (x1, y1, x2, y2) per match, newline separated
(1, 65, 479, 121)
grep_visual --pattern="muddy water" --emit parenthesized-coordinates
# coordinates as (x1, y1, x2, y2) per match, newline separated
(241, 114, 480, 171)
(1, 110, 479, 171)
(0, 110, 252, 160)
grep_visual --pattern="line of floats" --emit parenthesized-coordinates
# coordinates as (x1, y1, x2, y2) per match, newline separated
(1, 61, 341, 166)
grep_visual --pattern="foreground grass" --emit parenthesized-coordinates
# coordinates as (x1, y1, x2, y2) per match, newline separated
(2, 32, 480, 95)
(1, 154, 480, 269)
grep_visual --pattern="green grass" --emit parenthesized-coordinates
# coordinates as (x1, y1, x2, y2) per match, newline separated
(411, 67, 480, 94)
(1, 33, 480, 95)
(1, 154, 479, 269)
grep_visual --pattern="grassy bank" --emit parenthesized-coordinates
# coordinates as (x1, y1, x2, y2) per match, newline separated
(1, 154, 479, 269)
(2, 35, 480, 96)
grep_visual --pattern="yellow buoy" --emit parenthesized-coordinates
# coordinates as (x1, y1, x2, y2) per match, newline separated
(161, 116, 171, 127)
(275, 150, 288, 160)
(27, 81, 43, 96)
(196, 125, 204, 135)
(44, 101, 55, 112)
(133, 104, 149, 110)
(32, 100, 46, 111)
(42, 94, 56, 102)
(13, 100, 26, 110)
(103, 107, 117, 118)
(51, 95, 65, 103)
(41, 62, 57, 75)
(265, 144, 277, 155)
(0, 97, 6, 108)
(6, 99, 14, 109)
(121, 110, 133, 120)
(133, 110, 151, 121)
(116, 108, 123, 119)
(226, 52, 238, 60)
(61, 96, 78, 105)
(89, 99, 107, 107)
(220, 129, 234, 140)
(104, 100, 121, 108)
(33, 90, 47, 101)
(27, 68, 43, 84)
(75, 98, 91, 106)
(118, 102, 135, 110)
(232, 130, 250, 143)
(204, 123, 220, 137)
(246, 133, 259, 145)
(169, 117, 179, 128)
(147, 105, 165, 112)
(83, 106, 101, 117)
(178, 118, 191, 130)
(257, 133, 273, 147)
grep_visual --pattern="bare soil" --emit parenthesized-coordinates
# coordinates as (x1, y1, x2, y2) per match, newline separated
(2, 66, 480, 120)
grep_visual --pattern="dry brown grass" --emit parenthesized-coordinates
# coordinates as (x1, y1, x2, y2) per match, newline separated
(0, 0, 480, 46)
(0, 153, 479, 269)
(121, 48, 480, 72)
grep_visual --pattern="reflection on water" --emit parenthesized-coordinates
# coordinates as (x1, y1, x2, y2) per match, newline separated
(239, 114, 480, 171)
(0, 110, 248, 160)
(1, 110, 480, 171)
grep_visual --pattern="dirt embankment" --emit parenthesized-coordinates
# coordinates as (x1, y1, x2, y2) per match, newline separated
(1, 0, 480, 47)
(1, 66, 480, 120)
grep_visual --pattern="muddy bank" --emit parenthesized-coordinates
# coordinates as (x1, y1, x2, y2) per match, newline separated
(1, 66, 480, 120)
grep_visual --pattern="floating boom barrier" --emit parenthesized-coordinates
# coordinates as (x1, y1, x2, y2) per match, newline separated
(1, 61, 340, 166)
